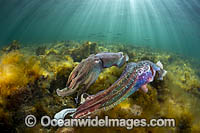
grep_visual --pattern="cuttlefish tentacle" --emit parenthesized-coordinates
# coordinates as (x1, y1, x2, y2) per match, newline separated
(54, 60, 167, 119)
(56, 52, 129, 98)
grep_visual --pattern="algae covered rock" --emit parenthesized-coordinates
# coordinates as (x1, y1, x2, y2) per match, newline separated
(2, 40, 20, 53)
(68, 41, 99, 62)
(0, 51, 44, 97)
(36, 45, 46, 55)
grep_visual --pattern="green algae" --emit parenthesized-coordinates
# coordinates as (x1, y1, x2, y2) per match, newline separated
(0, 40, 200, 132)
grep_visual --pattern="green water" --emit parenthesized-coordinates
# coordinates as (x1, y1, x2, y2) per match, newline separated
(0, 0, 200, 58)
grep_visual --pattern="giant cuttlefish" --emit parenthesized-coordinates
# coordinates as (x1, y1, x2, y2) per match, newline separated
(56, 52, 129, 102)
(55, 60, 167, 119)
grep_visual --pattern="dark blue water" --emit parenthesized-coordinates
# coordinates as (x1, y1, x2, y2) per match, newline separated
(0, 0, 200, 59)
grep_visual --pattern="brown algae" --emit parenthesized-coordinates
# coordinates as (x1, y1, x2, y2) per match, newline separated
(0, 40, 200, 132)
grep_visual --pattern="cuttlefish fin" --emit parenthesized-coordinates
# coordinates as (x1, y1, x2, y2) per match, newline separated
(140, 84, 148, 93)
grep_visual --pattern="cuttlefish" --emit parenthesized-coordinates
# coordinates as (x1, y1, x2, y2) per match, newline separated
(55, 60, 167, 119)
(56, 52, 129, 102)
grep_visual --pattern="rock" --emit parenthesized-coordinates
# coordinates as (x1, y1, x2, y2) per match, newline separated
(2, 40, 20, 53)
(36, 46, 46, 55)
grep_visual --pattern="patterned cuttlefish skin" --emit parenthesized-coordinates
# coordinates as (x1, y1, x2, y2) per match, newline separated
(56, 52, 129, 98)
(54, 60, 167, 119)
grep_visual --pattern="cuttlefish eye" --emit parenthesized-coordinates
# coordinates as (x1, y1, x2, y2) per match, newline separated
(94, 59, 100, 64)
(137, 69, 143, 75)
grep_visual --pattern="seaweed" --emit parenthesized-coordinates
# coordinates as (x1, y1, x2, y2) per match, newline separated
(0, 40, 200, 132)
(2, 40, 20, 53)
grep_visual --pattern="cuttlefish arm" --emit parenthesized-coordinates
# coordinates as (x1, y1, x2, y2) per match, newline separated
(54, 60, 167, 119)
(56, 52, 129, 98)
(56, 54, 102, 97)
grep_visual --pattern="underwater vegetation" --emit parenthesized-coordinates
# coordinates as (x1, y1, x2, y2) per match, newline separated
(1, 40, 20, 53)
(0, 40, 200, 132)
(0, 51, 43, 97)
(0, 49, 45, 129)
